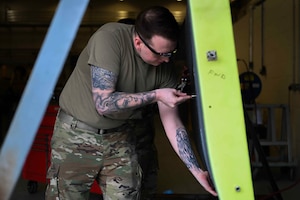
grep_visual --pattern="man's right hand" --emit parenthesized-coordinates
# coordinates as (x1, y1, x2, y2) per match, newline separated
(156, 88, 192, 108)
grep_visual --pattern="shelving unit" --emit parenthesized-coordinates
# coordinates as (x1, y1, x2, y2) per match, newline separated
(245, 104, 297, 179)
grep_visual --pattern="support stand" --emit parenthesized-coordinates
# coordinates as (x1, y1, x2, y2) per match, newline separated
(243, 107, 283, 200)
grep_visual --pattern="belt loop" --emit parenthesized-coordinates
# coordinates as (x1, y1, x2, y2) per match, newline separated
(71, 120, 77, 130)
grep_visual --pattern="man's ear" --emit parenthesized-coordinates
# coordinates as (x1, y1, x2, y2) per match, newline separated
(134, 34, 142, 51)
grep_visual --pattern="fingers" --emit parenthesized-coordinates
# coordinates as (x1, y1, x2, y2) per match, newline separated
(175, 90, 188, 97)
(174, 90, 196, 99)
(205, 186, 218, 196)
(159, 88, 192, 107)
(200, 171, 218, 196)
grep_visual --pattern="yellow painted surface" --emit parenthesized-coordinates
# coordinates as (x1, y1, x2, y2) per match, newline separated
(188, 0, 254, 199)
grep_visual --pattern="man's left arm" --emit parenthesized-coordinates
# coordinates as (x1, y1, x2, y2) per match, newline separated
(157, 101, 217, 196)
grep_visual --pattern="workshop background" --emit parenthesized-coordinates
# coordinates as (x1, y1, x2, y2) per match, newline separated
(1, 0, 300, 199)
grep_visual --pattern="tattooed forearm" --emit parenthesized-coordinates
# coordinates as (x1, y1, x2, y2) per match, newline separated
(93, 91, 156, 113)
(176, 127, 200, 170)
(91, 66, 156, 114)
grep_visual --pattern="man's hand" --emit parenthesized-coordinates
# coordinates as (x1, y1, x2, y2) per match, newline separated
(156, 88, 192, 108)
(195, 170, 218, 196)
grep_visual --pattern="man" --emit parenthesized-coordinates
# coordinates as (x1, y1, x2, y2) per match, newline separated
(117, 17, 158, 199)
(45, 6, 217, 200)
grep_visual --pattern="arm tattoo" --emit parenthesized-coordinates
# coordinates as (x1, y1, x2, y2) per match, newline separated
(91, 65, 156, 113)
(176, 127, 200, 170)
(91, 65, 116, 90)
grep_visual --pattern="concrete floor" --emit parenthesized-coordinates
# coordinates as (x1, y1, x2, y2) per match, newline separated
(8, 173, 300, 200)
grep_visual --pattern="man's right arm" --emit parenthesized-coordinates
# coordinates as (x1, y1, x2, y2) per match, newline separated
(91, 65, 192, 115)
(91, 65, 157, 115)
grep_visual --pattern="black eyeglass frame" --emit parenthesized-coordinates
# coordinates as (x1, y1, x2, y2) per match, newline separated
(136, 31, 177, 58)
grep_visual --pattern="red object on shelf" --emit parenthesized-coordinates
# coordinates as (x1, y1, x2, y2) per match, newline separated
(22, 104, 102, 195)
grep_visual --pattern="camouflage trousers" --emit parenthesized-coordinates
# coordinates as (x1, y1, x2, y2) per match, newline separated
(132, 117, 158, 198)
(45, 117, 142, 200)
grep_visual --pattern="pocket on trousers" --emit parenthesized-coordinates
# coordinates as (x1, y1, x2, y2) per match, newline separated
(45, 163, 60, 199)
(46, 163, 60, 179)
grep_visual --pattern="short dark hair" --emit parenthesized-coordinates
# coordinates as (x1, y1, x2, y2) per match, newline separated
(135, 6, 180, 43)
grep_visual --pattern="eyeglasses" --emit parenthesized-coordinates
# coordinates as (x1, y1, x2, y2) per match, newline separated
(136, 31, 177, 58)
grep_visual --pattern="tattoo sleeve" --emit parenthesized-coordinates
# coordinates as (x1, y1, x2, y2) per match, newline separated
(91, 65, 156, 114)
(176, 127, 200, 170)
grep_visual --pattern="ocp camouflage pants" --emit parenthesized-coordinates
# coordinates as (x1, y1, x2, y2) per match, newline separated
(132, 117, 158, 198)
(45, 117, 142, 200)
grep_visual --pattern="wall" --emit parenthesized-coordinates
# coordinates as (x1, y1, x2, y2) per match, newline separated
(234, 0, 300, 174)
(0, 0, 186, 85)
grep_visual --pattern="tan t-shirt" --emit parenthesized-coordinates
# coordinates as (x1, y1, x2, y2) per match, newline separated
(59, 22, 178, 129)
